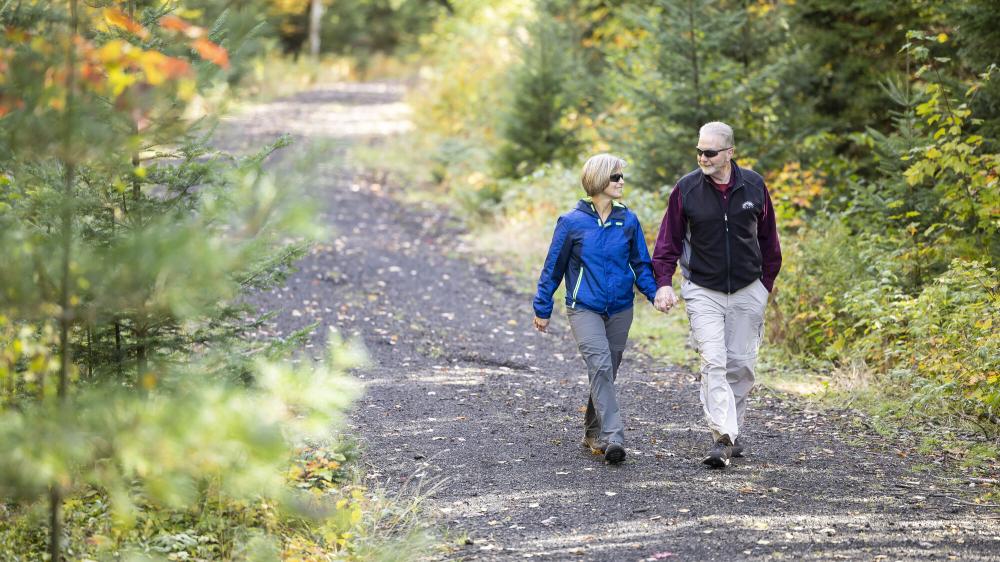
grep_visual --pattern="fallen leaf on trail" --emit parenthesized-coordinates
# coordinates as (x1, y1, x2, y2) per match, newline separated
(605, 491, 617, 496)
(648, 552, 674, 560)
(757, 539, 772, 545)
(678, 508, 690, 513)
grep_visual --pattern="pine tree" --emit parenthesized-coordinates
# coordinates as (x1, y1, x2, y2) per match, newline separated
(493, 4, 583, 178)
(783, 0, 928, 135)
(0, 3, 358, 558)
(607, 0, 745, 191)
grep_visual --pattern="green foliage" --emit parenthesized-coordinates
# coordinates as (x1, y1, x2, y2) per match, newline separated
(784, 0, 929, 135)
(770, 47, 1000, 429)
(939, 0, 1000, 142)
(492, 7, 584, 178)
(261, 0, 449, 63)
(0, 3, 401, 559)
(410, 0, 532, 140)
(601, 0, 798, 191)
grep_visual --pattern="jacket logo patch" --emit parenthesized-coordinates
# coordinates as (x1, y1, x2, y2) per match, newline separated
(742, 201, 755, 210)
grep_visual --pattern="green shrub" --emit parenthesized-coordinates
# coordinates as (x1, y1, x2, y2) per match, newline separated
(492, 10, 583, 178)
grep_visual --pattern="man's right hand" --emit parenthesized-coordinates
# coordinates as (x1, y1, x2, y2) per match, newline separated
(654, 286, 678, 312)
(533, 316, 549, 332)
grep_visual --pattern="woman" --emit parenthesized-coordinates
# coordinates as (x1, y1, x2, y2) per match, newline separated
(532, 154, 658, 464)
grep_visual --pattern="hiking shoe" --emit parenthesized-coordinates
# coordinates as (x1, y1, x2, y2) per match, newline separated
(581, 435, 607, 454)
(604, 443, 626, 464)
(702, 439, 732, 468)
(731, 437, 746, 458)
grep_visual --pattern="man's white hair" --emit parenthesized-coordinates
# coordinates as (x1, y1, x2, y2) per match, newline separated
(699, 121, 734, 147)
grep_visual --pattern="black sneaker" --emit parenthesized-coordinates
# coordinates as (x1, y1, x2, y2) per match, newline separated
(581, 435, 607, 454)
(731, 437, 746, 458)
(702, 439, 732, 468)
(604, 443, 626, 464)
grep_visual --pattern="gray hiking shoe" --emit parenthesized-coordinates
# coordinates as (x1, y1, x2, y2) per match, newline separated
(604, 443, 626, 464)
(731, 437, 746, 458)
(702, 438, 732, 468)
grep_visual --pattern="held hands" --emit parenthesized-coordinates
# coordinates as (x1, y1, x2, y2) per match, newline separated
(533, 316, 550, 333)
(653, 286, 678, 313)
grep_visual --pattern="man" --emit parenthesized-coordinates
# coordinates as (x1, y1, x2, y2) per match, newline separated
(652, 121, 781, 468)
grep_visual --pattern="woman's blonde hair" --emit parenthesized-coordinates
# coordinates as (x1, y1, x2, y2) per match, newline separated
(581, 154, 627, 196)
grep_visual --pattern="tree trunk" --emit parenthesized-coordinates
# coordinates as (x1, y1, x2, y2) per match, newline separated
(53, 0, 79, 557)
(686, 0, 703, 120)
(115, 321, 122, 374)
(50, 486, 62, 561)
(309, 0, 324, 59)
(741, 0, 751, 72)
(136, 324, 148, 386)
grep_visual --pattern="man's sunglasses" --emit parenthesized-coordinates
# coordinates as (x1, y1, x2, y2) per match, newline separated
(696, 147, 731, 158)
(609, 173, 625, 182)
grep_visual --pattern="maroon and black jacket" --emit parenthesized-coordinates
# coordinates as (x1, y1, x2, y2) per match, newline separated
(652, 162, 782, 294)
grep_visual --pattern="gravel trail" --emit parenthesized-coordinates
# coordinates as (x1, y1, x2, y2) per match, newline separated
(231, 83, 999, 561)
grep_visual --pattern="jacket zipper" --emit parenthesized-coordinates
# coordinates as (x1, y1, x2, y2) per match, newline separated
(724, 209, 731, 293)
(571, 264, 585, 308)
(726, 182, 749, 293)
(712, 178, 745, 294)
(590, 202, 614, 313)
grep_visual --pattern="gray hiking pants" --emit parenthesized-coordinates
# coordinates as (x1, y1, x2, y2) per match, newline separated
(681, 279, 769, 443)
(567, 307, 633, 446)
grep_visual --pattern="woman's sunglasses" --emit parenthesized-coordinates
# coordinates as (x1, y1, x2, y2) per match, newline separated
(609, 173, 625, 182)
(696, 147, 731, 158)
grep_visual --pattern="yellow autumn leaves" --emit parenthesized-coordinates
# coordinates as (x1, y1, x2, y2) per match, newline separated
(0, 7, 230, 116)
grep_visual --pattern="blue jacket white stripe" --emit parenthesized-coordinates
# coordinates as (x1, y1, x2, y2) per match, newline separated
(533, 199, 658, 319)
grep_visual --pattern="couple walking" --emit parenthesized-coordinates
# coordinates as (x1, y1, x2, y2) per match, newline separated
(532, 121, 782, 468)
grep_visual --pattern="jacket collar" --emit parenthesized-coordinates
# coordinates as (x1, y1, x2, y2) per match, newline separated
(701, 161, 745, 188)
(577, 198, 628, 220)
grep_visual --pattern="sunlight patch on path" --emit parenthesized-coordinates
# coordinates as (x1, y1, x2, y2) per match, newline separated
(223, 82, 412, 139)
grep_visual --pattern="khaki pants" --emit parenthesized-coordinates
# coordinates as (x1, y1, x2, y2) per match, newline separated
(681, 279, 768, 443)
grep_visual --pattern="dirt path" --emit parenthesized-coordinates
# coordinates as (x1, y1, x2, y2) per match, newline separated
(232, 84, 999, 561)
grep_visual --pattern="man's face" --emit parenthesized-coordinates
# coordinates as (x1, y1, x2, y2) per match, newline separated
(696, 134, 732, 177)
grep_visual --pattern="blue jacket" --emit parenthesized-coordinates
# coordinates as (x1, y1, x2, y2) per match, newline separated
(533, 199, 658, 319)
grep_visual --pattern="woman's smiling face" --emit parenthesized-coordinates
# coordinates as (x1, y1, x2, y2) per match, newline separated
(603, 170, 624, 199)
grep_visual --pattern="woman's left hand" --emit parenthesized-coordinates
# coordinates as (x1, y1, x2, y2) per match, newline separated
(533, 316, 549, 332)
